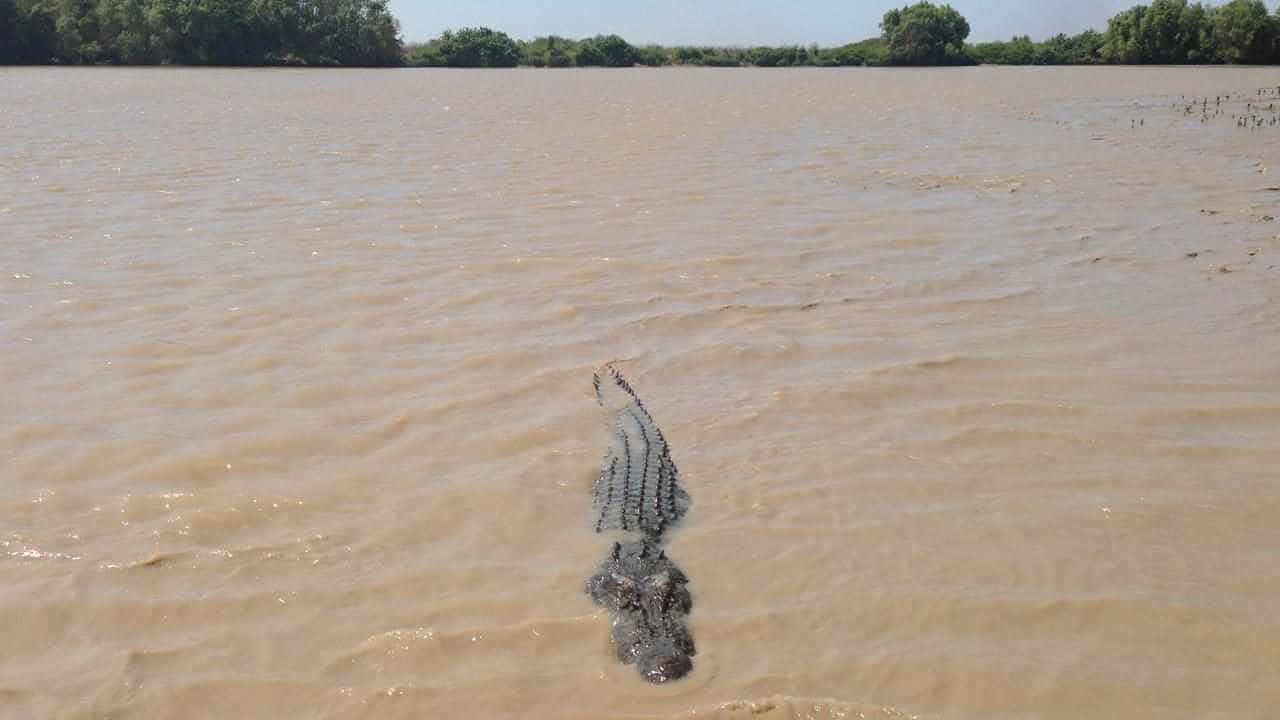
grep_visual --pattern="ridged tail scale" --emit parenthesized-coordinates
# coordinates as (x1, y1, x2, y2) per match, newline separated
(591, 366, 690, 539)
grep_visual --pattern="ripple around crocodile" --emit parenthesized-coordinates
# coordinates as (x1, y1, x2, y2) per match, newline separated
(587, 366, 695, 683)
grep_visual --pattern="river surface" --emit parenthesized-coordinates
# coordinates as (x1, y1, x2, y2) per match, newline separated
(2, 66, 1279, 720)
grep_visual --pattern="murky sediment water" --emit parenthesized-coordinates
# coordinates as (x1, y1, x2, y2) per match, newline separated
(2, 66, 1279, 719)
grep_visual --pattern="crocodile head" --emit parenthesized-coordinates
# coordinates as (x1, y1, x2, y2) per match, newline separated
(587, 540, 696, 683)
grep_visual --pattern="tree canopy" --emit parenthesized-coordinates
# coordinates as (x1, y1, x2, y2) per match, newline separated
(880, 2, 971, 65)
(575, 34, 639, 67)
(1210, 0, 1278, 63)
(970, 30, 1105, 64)
(407, 26, 519, 67)
(1107, 0, 1280, 64)
(0, 0, 403, 65)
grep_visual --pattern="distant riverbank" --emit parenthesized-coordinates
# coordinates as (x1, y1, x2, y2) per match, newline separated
(4, 0, 1279, 67)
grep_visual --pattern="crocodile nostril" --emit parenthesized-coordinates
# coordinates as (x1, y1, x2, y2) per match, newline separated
(641, 653, 693, 683)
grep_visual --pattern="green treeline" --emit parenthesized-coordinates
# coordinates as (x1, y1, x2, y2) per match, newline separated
(408, 0, 1280, 68)
(404, 30, 889, 68)
(0, 0, 402, 65)
(3, 0, 1280, 66)
(973, 0, 1280, 65)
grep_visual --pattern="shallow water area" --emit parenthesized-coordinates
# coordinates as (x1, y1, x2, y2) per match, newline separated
(2, 65, 1280, 719)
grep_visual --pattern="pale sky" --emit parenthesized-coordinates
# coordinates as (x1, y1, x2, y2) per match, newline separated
(388, 1, 1144, 45)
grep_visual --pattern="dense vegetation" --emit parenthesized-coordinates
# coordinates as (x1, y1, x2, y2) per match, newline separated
(4, 0, 1280, 66)
(969, 31, 1107, 65)
(406, 26, 518, 67)
(880, 2, 971, 65)
(0, 0, 402, 65)
(404, 1, 1280, 68)
(973, 0, 1280, 65)
(405, 33, 887, 68)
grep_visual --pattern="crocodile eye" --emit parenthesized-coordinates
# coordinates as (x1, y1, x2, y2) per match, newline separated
(604, 575, 642, 608)
(643, 572, 691, 613)
(589, 569, 641, 611)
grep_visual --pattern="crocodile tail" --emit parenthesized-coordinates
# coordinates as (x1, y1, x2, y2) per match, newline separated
(592, 365, 691, 537)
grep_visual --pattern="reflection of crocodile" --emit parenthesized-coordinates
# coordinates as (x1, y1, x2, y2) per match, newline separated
(587, 366, 695, 683)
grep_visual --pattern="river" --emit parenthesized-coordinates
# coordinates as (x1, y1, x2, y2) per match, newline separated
(2, 65, 1279, 719)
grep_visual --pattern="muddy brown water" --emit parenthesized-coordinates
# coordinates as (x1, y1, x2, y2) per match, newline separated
(2, 66, 1279, 719)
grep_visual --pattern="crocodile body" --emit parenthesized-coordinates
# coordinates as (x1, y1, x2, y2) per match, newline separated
(587, 367, 695, 683)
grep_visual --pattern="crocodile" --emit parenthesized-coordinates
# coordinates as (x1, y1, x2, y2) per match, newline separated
(587, 366, 696, 683)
